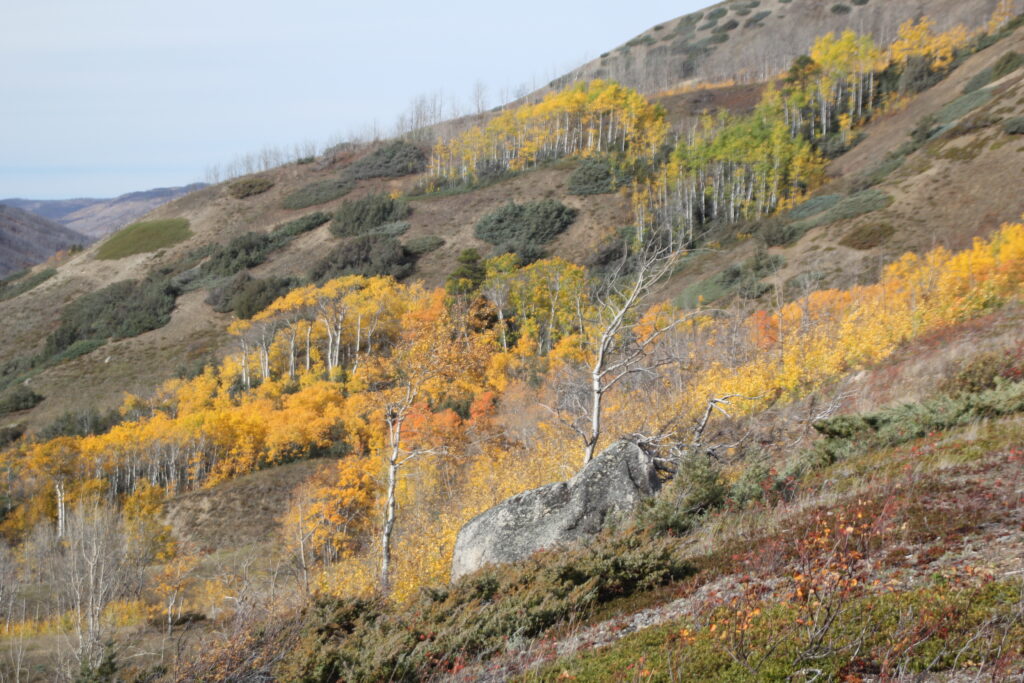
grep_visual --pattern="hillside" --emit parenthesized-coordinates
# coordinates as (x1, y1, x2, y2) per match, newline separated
(543, 0, 1012, 95)
(1, 2, 1024, 680)
(0, 204, 89, 277)
(2, 183, 206, 239)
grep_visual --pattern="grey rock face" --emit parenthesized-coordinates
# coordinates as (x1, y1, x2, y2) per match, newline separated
(451, 440, 663, 579)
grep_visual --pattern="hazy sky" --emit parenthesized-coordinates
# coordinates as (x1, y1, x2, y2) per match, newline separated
(1, 0, 710, 199)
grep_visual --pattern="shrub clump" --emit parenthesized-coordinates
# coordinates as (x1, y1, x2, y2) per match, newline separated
(0, 385, 44, 416)
(199, 232, 278, 279)
(281, 178, 355, 210)
(1002, 116, 1024, 135)
(331, 194, 412, 238)
(344, 140, 427, 180)
(309, 235, 415, 283)
(404, 235, 445, 256)
(568, 158, 617, 195)
(227, 176, 274, 199)
(474, 200, 578, 252)
(205, 273, 297, 319)
(270, 212, 332, 239)
(277, 532, 693, 681)
(963, 51, 1024, 94)
(939, 345, 1024, 395)
(96, 219, 193, 260)
(45, 277, 179, 356)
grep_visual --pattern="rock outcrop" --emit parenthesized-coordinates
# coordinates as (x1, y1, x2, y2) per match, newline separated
(451, 440, 664, 579)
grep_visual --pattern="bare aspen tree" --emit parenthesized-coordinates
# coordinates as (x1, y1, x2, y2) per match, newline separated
(471, 80, 489, 115)
(554, 232, 688, 467)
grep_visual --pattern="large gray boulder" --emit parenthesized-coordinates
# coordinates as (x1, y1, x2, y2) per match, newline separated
(451, 440, 664, 579)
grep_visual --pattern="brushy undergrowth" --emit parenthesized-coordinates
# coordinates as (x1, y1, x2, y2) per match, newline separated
(343, 140, 427, 180)
(276, 532, 693, 682)
(528, 579, 1024, 682)
(331, 194, 412, 238)
(803, 379, 1024, 469)
(282, 178, 355, 210)
(475, 200, 578, 255)
(95, 219, 192, 260)
(309, 235, 415, 283)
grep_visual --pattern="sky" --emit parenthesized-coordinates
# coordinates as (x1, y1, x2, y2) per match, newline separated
(0, 0, 711, 200)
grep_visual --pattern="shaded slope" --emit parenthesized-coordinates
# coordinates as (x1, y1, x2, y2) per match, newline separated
(0, 204, 90, 277)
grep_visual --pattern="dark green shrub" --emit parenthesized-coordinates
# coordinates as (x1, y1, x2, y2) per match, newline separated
(229, 277, 297, 319)
(475, 200, 577, 248)
(0, 385, 43, 415)
(45, 277, 179, 356)
(404, 236, 444, 256)
(331, 194, 411, 238)
(199, 232, 277, 279)
(568, 158, 616, 195)
(40, 407, 121, 439)
(0, 424, 25, 449)
(830, 3, 851, 14)
(712, 19, 739, 33)
(271, 212, 332, 239)
(278, 532, 692, 682)
(851, 0, 869, 5)
(706, 7, 727, 20)
(445, 249, 486, 295)
(899, 55, 943, 94)
(806, 380, 1024, 469)
(281, 178, 354, 210)
(344, 140, 427, 180)
(205, 272, 253, 313)
(0, 268, 56, 302)
(1002, 116, 1024, 134)
(227, 176, 274, 199)
(639, 453, 726, 534)
(309, 235, 415, 283)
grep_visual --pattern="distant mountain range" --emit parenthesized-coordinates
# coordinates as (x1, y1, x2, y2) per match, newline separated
(2, 183, 206, 239)
(0, 204, 90, 277)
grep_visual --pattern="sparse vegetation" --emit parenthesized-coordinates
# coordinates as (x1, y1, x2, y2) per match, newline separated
(963, 51, 1024, 94)
(227, 176, 274, 199)
(95, 218, 193, 260)
(839, 222, 895, 249)
(0, 268, 56, 302)
(404, 235, 444, 256)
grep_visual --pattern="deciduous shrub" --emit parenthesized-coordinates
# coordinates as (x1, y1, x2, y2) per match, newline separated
(331, 194, 411, 238)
